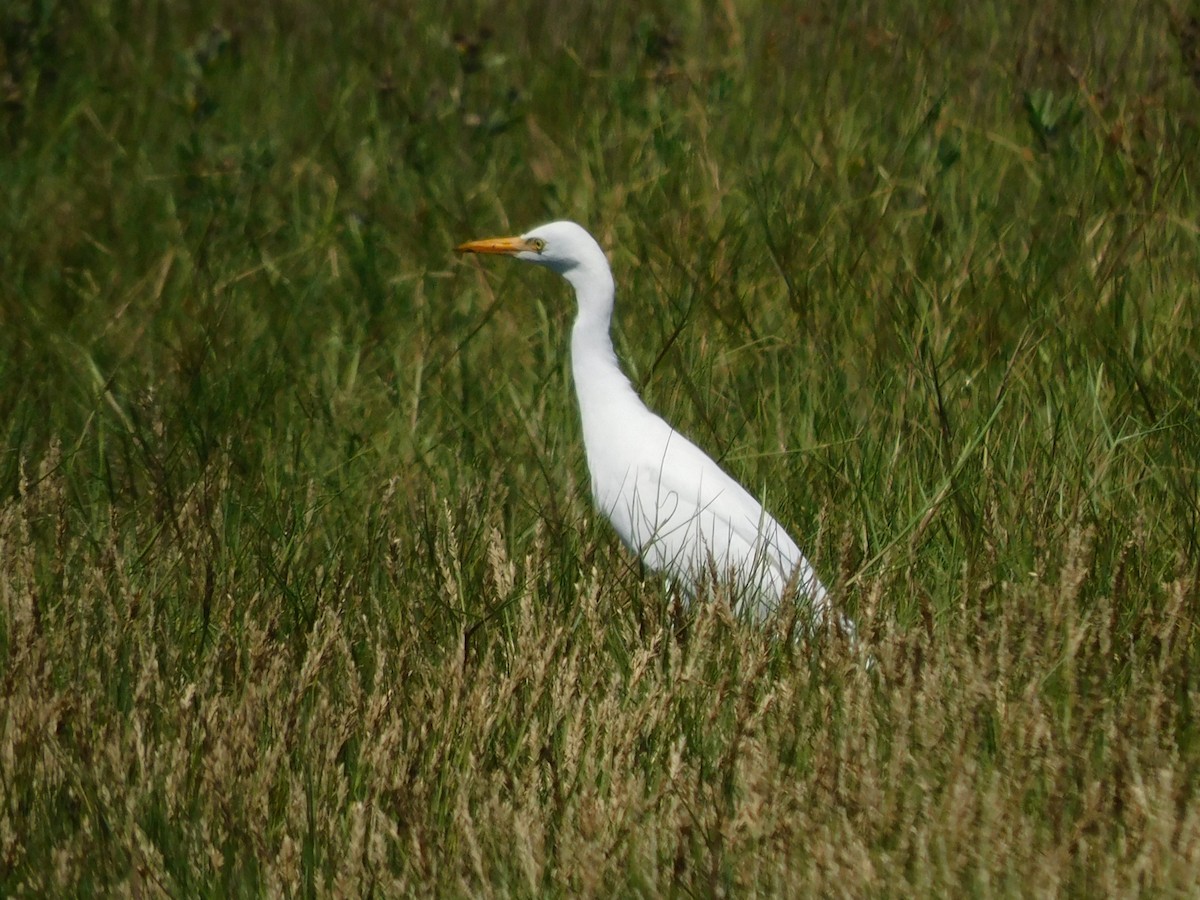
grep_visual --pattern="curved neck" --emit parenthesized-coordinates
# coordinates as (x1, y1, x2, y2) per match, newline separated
(563, 259, 615, 324)
(566, 263, 641, 423)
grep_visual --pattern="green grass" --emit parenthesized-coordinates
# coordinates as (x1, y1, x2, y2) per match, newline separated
(3, 0, 1200, 894)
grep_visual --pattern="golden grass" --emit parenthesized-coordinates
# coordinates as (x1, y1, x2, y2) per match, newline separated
(3, 447, 1198, 895)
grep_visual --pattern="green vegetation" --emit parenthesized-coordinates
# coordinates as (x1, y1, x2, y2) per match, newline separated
(3, 0, 1199, 894)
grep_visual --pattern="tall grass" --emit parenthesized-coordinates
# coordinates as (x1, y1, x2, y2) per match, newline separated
(2, 0, 1199, 894)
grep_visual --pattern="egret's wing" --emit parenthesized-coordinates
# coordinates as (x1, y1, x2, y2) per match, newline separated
(601, 425, 828, 622)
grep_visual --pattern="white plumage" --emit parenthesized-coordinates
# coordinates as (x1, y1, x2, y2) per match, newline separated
(458, 220, 852, 637)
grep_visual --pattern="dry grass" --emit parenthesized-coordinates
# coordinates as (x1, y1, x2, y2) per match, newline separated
(3, 446, 1199, 895)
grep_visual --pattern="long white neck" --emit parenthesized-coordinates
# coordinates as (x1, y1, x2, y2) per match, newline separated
(564, 263, 645, 446)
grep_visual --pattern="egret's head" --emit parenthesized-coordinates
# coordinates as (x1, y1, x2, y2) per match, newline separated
(456, 220, 606, 277)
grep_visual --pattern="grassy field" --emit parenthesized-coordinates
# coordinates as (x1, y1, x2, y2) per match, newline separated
(3, 0, 1200, 894)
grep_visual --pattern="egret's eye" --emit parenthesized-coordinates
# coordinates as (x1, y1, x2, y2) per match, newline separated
(528, 237, 546, 253)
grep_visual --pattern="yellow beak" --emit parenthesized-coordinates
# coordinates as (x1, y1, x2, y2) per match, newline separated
(455, 235, 534, 255)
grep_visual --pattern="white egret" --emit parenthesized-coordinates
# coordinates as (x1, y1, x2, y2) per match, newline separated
(457, 221, 853, 639)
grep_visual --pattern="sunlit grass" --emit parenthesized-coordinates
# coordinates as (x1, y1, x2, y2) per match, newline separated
(2, 0, 1199, 894)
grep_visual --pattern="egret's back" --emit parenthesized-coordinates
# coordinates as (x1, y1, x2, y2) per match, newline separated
(582, 388, 829, 623)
